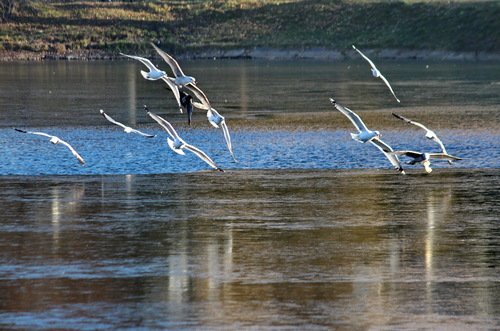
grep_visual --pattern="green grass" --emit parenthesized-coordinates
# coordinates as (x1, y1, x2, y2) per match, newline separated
(1, 0, 499, 59)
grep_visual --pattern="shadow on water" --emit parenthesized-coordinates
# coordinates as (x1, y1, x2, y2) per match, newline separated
(0, 169, 498, 329)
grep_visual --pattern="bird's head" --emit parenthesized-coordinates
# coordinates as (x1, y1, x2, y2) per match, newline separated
(375, 130, 382, 138)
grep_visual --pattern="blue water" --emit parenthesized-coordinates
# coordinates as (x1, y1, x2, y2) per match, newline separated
(1, 126, 498, 175)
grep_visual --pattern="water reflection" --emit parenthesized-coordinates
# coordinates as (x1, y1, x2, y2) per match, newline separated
(1, 170, 498, 329)
(1, 60, 499, 128)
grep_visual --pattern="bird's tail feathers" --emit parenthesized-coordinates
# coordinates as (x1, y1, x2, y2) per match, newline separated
(167, 138, 185, 155)
(350, 133, 362, 142)
(140, 70, 150, 80)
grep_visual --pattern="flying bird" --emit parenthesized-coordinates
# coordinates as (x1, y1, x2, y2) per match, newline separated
(389, 151, 462, 173)
(143, 105, 224, 172)
(120, 52, 166, 80)
(150, 42, 196, 86)
(14, 128, 85, 164)
(392, 113, 454, 164)
(184, 83, 237, 162)
(99, 109, 155, 138)
(330, 98, 404, 174)
(330, 98, 381, 143)
(352, 45, 400, 103)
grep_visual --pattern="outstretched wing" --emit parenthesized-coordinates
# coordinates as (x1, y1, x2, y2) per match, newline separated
(220, 120, 237, 162)
(391, 150, 423, 159)
(57, 139, 86, 164)
(161, 76, 182, 112)
(120, 53, 158, 71)
(330, 98, 368, 132)
(370, 138, 404, 173)
(431, 136, 448, 155)
(130, 129, 156, 138)
(150, 42, 185, 78)
(183, 143, 223, 172)
(352, 45, 378, 71)
(15, 128, 55, 139)
(379, 74, 400, 103)
(144, 106, 179, 140)
(392, 113, 428, 131)
(427, 153, 462, 161)
(100, 109, 127, 129)
(184, 83, 211, 110)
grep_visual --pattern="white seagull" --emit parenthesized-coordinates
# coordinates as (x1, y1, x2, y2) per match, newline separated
(389, 151, 462, 173)
(100, 109, 155, 138)
(14, 128, 85, 165)
(330, 98, 381, 143)
(150, 42, 196, 86)
(143, 105, 224, 172)
(392, 113, 454, 164)
(330, 98, 404, 174)
(184, 83, 237, 162)
(120, 52, 166, 80)
(352, 45, 400, 103)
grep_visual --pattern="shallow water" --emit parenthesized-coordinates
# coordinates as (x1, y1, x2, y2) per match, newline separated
(0, 60, 499, 329)
(0, 126, 498, 175)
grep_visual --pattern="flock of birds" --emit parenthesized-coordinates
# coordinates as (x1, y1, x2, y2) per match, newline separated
(330, 45, 461, 174)
(14, 43, 461, 174)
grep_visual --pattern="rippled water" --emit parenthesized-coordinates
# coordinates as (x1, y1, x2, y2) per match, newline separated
(0, 170, 499, 330)
(0, 60, 499, 329)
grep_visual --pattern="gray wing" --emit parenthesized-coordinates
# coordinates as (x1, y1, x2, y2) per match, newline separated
(352, 45, 378, 71)
(129, 129, 156, 138)
(144, 108, 180, 140)
(183, 143, 223, 171)
(392, 113, 429, 131)
(427, 153, 462, 161)
(150, 42, 185, 78)
(120, 53, 158, 71)
(370, 138, 404, 173)
(100, 109, 128, 129)
(391, 150, 424, 159)
(220, 120, 237, 162)
(161, 76, 182, 112)
(184, 83, 211, 110)
(330, 98, 368, 132)
(57, 139, 86, 164)
(379, 73, 400, 103)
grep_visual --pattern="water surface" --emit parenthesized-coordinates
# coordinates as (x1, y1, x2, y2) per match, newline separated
(0, 170, 499, 330)
(0, 60, 499, 329)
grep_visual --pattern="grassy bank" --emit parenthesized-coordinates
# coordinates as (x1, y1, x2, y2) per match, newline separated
(0, 0, 499, 60)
